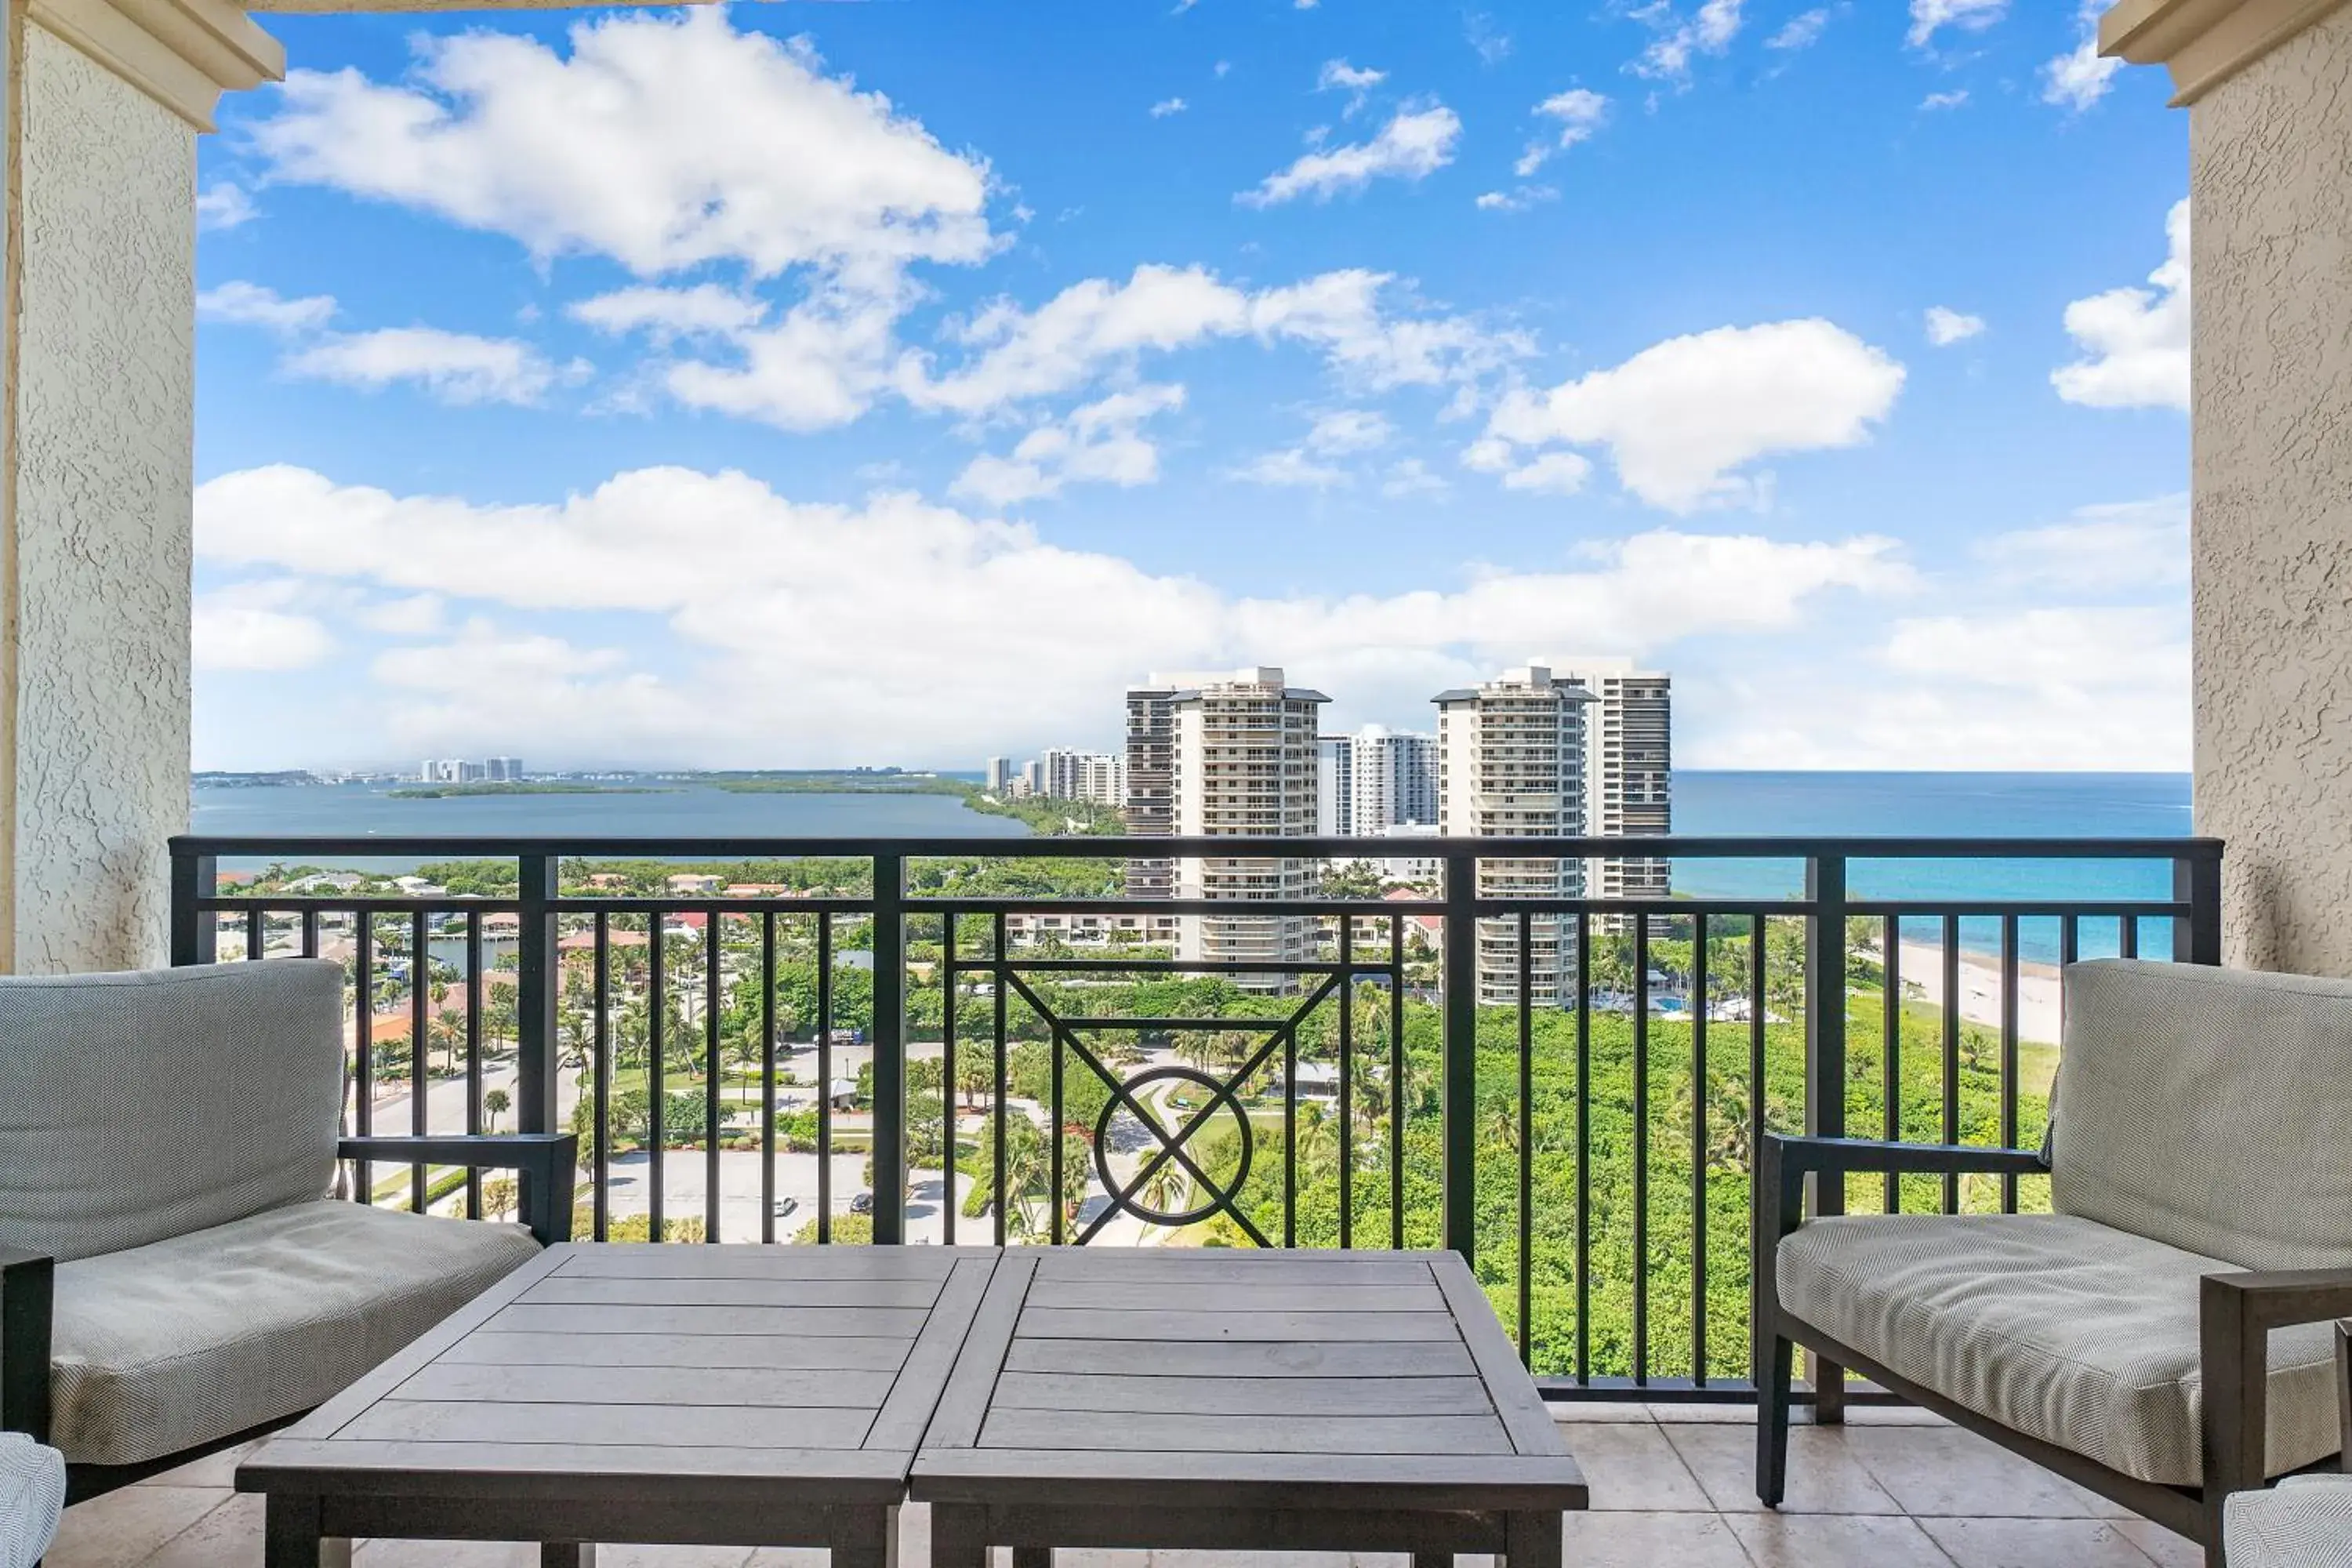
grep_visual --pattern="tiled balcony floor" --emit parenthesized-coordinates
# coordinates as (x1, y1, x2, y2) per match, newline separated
(49, 1404, 2201, 1568)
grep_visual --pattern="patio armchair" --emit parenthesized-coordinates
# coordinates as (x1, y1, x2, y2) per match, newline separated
(2220, 1322, 2352, 1566)
(0, 961, 575, 1502)
(1757, 959, 2352, 1568)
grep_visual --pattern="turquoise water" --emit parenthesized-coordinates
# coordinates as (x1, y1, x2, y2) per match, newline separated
(194, 771, 2193, 961)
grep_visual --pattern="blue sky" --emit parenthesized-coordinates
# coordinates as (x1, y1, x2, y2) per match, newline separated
(189, 0, 2192, 773)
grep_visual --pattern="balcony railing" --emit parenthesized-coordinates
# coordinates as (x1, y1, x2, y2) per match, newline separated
(167, 832, 2222, 1402)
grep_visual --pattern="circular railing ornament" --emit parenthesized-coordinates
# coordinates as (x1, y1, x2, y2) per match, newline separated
(1091, 1065, 1254, 1227)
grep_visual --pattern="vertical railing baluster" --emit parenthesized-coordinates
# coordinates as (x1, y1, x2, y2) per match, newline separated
(1389, 913, 1405, 1252)
(1633, 913, 1650, 1386)
(942, 913, 958, 1248)
(409, 910, 428, 1214)
(760, 912, 777, 1245)
(871, 854, 907, 1246)
(1283, 985, 1298, 1250)
(169, 849, 219, 966)
(1882, 915, 1900, 1214)
(1338, 916, 1354, 1250)
(2000, 913, 2020, 1213)
(1941, 914, 1961, 1215)
(1441, 851, 1478, 1261)
(593, 911, 611, 1243)
(516, 855, 560, 1136)
(354, 912, 375, 1204)
(1692, 913, 1708, 1385)
(1575, 909, 1592, 1388)
(1049, 1019, 1066, 1247)
(245, 906, 264, 962)
(2119, 913, 2139, 960)
(1517, 909, 1533, 1367)
(2175, 851, 2223, 965)
(706, 914, 722, 1243)
(1802, 855, 1849, 1420)
(993, 913, 1008, 1247)
(650, 911, 666, 1241)
(300, 910, 318, 960)
(1744, 913, 1764, 1388)
(465, 910, 483, 1219)
(817, 913, 833, 1244)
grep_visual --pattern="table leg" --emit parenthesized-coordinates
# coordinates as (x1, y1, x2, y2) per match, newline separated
(1504, 1511, 1563, 1568)
(829, 1503, 900, 1568)
(1411, 1555, 1451, 1568)
(542, 1545, 598, 1567)
(264, 1496, 350, 1568)
(931, 1503, 989, 1568)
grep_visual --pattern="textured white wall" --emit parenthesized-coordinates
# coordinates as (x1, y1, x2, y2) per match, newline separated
(2190, 7, 2352, 975)
(5, 25, 194, 973)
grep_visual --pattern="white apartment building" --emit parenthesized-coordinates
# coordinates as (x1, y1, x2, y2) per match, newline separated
(984, 757, 1012, 794)
(1554, 660, 1673, 902)
(1316, 736, 1355, 837)
(1350, 727, 1439, 837)
(1124, 686, 1179, 898)
(1434, 666, 1598, 1006)
(1042, 748, 1126, 806)
(1173, 668, 1327, 982)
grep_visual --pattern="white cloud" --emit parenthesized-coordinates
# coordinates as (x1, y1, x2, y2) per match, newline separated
(1976, 494, 2187, 590)
(1316, 59, 1386, 116)
(1924, 306, 1985, 346)
(897, 264, 1524, 416)
(1907, 0, 2005, 49)
(283, 328, 579, 407)
(1628, 0, 1744, 84)
(1484, 318, 1906, 511)
(2043, 1, 2122, 111)
(249, 9, 994, 281)
(1239, 103, 1460, 206)
(197, 182, 259, 230)
(1886, 606, 2185, 699)
(1478, 187, 1557, 212)
(1151, 97, 1189, 117)
(1765, 9, 1829, 49)
(198, 281, 337, 336)
(1381, 459, 1449, 498)
(1230, 448, 1350, 489)
(1920, 89, 1969, 110)
(2053, 198, 2189, 412)
(356, 593, 450, 637)
(664, 278, 913, 430)
(195, 463, 1909, 761)
(1517, 89, 1608, 175)
(568, 285, 768, 341)
(1305, 408, 1393, 454)
(1501, 451, 1593, 495)
(193, 581, 335, 672)
(951, 383, 1187, 506)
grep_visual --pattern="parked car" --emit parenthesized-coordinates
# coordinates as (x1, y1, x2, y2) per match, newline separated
(849, 1191, 874, 1215)
(771, 1196, 799, 1218)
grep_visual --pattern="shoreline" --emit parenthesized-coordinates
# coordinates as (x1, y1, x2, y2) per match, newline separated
(1892, 938, 2061, 1046)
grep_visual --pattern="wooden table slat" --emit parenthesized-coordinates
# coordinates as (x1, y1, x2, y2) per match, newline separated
(1428, 1254, 1573, 1460)
(389, 1363, 898, 1410)
(1028, 1254, 1438, 1287)
(435, 1330, 914, 1372)
(485, 1302, 931, 1338)
(866, 1255, 1003, 1451)
(975, 1409, 1514, 1457)
(924, 1251, 1038, 1450)
(338, 1399, 876, 1450)
(551, 1247, 972, 1281)
(521, 1277, 945, 1310)
(241, 1439, 909, 1501)
(1022, 1279, 1446, 1313)
(990, 1371, 1497, 1417)
(1000, 1337, 1478, 1380)
(1014, 1308, 1460, 1343)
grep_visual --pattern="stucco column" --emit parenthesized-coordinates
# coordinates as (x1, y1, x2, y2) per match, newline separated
(0, 0, 278, 971)
(2103, 0, 2352, 974)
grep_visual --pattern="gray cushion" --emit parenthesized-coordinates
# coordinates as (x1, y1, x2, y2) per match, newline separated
(0, 962, 345, 1262)
(0, 1434, 64, 1568)
(1777, 1212, 2340, 1486)
(2053, 960, 2352, 1271)
(50, 1199, 539, 1466)
(2228, 1475, 2352, 1568)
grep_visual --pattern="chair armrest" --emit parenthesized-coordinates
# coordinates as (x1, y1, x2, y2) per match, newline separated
(0, 1242, 53, 1444)
(1760, 1134, 2045, 1240)
(2201, 1268, 2352, 1514)
(337, 1134, 578, 1246)
(2338, 1321, 2351, 1472)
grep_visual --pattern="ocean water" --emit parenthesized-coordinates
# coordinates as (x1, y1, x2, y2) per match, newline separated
(193, 771, 2192, 962)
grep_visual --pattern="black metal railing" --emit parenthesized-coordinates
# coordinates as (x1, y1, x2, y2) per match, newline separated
(168, 833, 2223, 1399)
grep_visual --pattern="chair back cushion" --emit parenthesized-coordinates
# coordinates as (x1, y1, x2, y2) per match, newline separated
(0, 961, 343, 1262)
(2050, 959, 2352, 1270)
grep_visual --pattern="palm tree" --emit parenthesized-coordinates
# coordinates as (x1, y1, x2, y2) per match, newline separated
(483, 1087, 511, 1134)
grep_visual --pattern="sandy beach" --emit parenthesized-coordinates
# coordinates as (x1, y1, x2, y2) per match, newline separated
(1894, 938, 2062, 1046)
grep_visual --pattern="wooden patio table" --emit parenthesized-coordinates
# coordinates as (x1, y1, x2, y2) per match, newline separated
(237, 1242, 1002, 1567)
(910, 1247, 1588, 1568)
